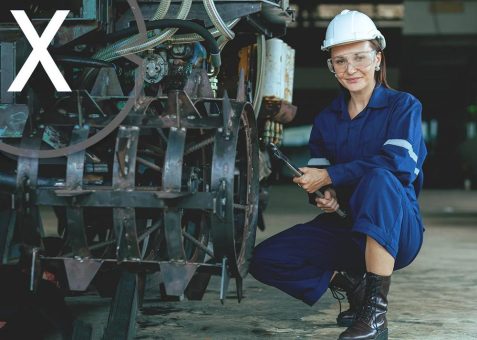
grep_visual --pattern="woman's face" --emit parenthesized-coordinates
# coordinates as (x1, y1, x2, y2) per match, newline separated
(330, 41, 381, 94)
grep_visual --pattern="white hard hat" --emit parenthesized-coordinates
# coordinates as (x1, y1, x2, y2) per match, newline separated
(321, 10, 386, 51)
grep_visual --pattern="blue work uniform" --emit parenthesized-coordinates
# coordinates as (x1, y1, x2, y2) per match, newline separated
(249, 85, 427, 306)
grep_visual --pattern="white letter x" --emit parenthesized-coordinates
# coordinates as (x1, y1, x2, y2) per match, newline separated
(8, 10, 71, 92)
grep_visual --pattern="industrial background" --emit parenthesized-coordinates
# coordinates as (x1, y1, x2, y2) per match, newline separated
(280, 1, 477, 190)
(0, 0, 476, 339)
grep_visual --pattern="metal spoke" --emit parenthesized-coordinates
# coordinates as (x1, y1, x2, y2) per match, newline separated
(184, 136, 215, 156)
(136, 157, 161, 172)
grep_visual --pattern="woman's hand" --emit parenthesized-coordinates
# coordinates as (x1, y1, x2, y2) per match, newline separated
(292, 167, 332, 193)
(315, 188, 340, 213)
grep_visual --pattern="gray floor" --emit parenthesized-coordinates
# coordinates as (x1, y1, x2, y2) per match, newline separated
(51, 186, 477, 339)
(136, 186, 477, 340)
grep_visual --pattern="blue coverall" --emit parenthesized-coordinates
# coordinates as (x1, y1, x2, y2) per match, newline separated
(249, 85, 427, 306)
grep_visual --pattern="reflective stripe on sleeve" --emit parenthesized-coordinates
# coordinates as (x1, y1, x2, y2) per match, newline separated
(383, 139, 418, 163)
(414, 168, 420, 175)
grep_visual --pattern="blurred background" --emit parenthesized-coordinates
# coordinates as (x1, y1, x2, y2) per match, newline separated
(278, 0, 477, 189)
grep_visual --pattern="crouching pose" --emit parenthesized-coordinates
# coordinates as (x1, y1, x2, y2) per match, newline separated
(249, 10, 427, 340)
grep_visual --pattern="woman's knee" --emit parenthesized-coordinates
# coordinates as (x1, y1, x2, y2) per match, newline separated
(362, 168, 395, 183)
(353, 168, 400, 196)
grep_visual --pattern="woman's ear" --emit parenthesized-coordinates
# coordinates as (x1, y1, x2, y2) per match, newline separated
(375, 51, 382, 68)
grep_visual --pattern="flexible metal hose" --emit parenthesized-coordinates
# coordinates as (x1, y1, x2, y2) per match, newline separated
(54, 56, 115, 69)
(216, 35, 229, 52)
(170, 18, 240, 45)
(202, 0, 235, 41)
(94, 0, 192, 61)
(151, 0, 171, 20)
(99, 19, 221, 68)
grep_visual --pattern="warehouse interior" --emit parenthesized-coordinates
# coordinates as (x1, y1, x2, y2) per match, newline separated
(279, 1, 477, 190)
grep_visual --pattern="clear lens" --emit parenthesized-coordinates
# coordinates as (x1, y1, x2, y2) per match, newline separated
(327, 50, 376, 74)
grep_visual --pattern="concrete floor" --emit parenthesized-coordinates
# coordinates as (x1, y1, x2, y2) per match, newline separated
(52, 186, 477, 339)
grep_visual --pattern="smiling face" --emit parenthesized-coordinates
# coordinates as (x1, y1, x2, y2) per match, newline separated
(330, 41, 382, 95)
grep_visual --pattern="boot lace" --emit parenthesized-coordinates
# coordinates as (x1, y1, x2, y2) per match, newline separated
(329, 285, 346, 315)
(356, 275, 380, 330)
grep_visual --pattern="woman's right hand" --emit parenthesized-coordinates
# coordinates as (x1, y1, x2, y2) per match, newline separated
(315, 188, 339, 213)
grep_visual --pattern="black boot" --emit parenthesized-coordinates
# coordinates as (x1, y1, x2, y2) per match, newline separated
(329, 271, 366, 327)
(338, 272, 391, 340)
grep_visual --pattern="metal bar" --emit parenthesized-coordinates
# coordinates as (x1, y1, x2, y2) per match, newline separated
(60, 238, 117, 258)
(1, 42, 15, 103)
(137, 220, 161, 243)
(162, 123, 187, 261)
(12, 126, 44, 257)
(66, 125, 91, 258)
(30, 247, 38, 291)
(103, 271, 138, 340)
(184, 136, 215, 156)
(36, 189, 216, 209)
(113, 126, 141, 261)
(0, 210, 16, 264)
(182, 230, 215, 259)
(219, 256, 230, 304)
(136, 156, 161, 172)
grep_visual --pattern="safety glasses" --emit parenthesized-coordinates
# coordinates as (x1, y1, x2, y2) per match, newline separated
(327, 50, 377, 74)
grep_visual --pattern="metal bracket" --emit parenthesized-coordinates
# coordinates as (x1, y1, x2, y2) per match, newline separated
(215, 179, 227, 220)
(222, 91, 234, 138)
(160, 262, 199, 296)
(63, 258, 103, 291)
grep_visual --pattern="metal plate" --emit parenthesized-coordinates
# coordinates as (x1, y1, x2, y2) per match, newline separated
(113, 126, 141, 261)
(65, 125, 90, 258)
(210, 101, 259, 278)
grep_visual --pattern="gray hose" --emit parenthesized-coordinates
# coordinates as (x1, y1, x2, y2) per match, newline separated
(170, 18, 240, 44)
(151, 0, 171, 20)
(253, 34, 266, 117)
(217, 35, 229, 52)
(94, 0, 192, 61)
(202, 0, 235, 40)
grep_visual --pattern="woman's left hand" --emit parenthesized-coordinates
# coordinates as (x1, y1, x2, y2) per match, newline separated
(292, 167, 332, 193)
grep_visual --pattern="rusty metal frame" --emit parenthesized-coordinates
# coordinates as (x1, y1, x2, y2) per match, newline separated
(210, 100, 259, 278)
(65, 125, 91, 258)
(113, 126, 142, 261)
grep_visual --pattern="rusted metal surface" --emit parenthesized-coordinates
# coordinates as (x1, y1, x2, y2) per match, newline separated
(259, 96, 297, 123)
(113, 126, 141, 261)
(65, 125, 91, 258)
(0, 0, 295, 337)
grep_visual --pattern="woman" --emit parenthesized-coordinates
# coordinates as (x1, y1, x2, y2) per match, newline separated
(249, 10, 426, 340)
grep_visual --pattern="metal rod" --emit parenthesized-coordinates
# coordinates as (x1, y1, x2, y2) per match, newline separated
(182, 230, 215, 258)
(30, 247, 39, 291)
(60, 238, 116, 258)
(138, 219, 162, 243)
(136, 157, 162, 172)
(184, 136, 215, 156)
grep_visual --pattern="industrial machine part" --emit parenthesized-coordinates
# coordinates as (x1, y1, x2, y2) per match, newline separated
(0, 0, 295, 338)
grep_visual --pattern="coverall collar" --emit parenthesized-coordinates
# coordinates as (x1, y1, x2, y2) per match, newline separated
(331, 84, 388, 120)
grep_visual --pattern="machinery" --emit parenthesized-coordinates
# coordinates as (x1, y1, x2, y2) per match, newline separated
(0, 0, 296, 338)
